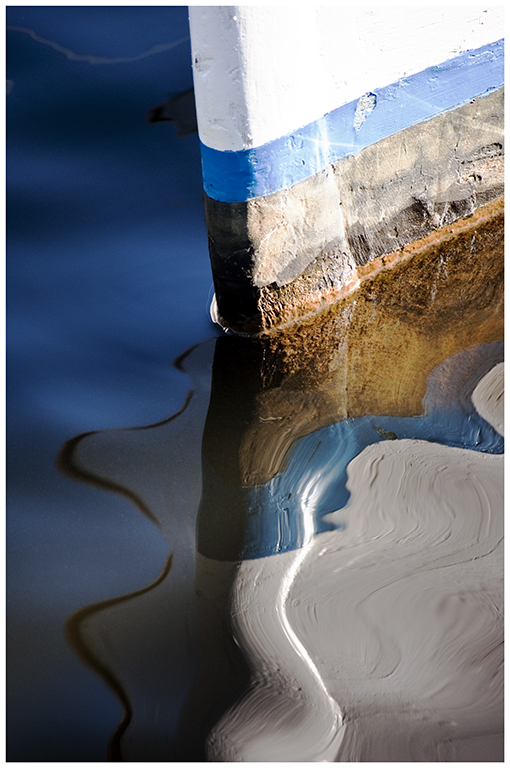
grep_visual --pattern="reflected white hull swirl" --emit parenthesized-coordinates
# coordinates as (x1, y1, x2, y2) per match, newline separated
(206, 364, 503, 761)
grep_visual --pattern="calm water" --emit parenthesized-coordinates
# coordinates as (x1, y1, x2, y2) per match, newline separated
(6, 7, 218, 760)
(6, 7, 504, 762)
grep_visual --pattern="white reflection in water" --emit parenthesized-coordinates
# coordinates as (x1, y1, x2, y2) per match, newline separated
(206, 545, 345, 762)
(206, 493, 343, 761)
(6, 25, 189, 64)
(207, 362, 503, 761)
(61, 344, 503, 761)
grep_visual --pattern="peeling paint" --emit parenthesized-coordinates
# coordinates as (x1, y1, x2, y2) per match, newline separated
(353, 92, 377, 130)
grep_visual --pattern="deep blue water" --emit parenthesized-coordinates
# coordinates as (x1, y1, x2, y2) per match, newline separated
(6, 7, 218, 761)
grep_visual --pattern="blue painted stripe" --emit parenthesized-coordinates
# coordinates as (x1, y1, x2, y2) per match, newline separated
(200, 39, 504, 203)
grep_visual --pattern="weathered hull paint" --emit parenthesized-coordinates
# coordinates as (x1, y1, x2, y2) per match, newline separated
(199, 39, 504, 203)
(189, 7, 504, 332)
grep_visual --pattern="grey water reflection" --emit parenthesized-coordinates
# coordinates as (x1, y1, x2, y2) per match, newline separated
(60, 230, 504, 759)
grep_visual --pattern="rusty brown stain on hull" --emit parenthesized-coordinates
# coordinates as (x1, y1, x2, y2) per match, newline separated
(250, 196, 504, 333)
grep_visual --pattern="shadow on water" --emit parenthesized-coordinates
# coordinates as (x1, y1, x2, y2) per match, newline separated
(58, 208, 503, 761)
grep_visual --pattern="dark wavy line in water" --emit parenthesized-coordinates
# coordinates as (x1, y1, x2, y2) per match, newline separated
(197, 342, 504, 561)
(57, 389, 194, 527)
(65, 553, 174, 761)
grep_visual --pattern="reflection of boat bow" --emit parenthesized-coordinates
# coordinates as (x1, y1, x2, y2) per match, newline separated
(58, 252, 503, 758)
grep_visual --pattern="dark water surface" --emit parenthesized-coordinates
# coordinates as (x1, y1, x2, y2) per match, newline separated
(6, 7, 504, 763)
(6, 7, 218, 760)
